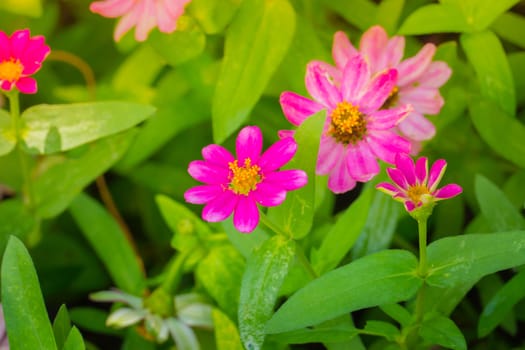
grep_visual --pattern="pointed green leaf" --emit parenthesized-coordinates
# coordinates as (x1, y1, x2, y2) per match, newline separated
(478, 269, 525, 337)
(419, 313, 466, 350)
(461, 31, 515, 115)
(53, 304, 72, 350)
(380, 304, 412, 328)
(440, 0, 520, 31)
(426, 231, 525, 288)
(398, 4, 470, 34)
(188, 0, 240, 34)
(212, 309, 244, 350)
(492, 12, 525, 49)
(267, 110, 324, 239)
(266, 250, 421, 334)
(363, 321, 400, 341)
(322, 0, 377, 31)
(0, 109, 15, 156)
(1, 236, 57, 350)
(269, 326, 358, 344)
(212, 0, 296, 143)
(375, 0, 405, 34)
(0, 199, 36, 253)
(69, 193, 145, 295)
(21, 102, 154, 154)
(238, 235, 295, 350)
(62, 326, 85, 350)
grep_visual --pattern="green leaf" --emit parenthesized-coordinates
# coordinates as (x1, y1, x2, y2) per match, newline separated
(440, 0, 520, 30)
(0, 0, 42, 17)
(478, 270, 525, 337)
(468, 99, 525, 169)
(62, 327, 85, 350)
(311, 183, 374, 275)
(321, 0, 377, 31)
(363, 321, 399, 341)
(53, 304, 72, 350)
(375, 0, 405, 34)
(475, 175, 525, 231)
(21, 102, 154, 154)
(69, 192, 145, 295)
(238, 235, 296, 350)
(419, 313, 466, 350)
(267, 110, 324, 239)
(212, 0, 296, 143)
(1, 236, 57, 350)
(212, 309, 244, 350)
(0, 199, 36, 253)
(269, 326, 358, 344)
(69, 307, 123, 336)
(0, 109, 15, 156)
(188, 0, 240, 34)
(222, 218, 269, 259)
(509, 52, 525, 107)
(461, 31, 515, 115)
(33, 130, 136, 218)
(491, 12, 525, 49)
(426, 231, 525, 288)
(266, 250, 421, 333)
(398, 4, 470, 34)
(380, 304, 413, 328)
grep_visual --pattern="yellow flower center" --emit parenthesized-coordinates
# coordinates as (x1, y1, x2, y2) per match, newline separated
(329, 101, 367, 145)
(228, 158, 263, 195)
(381, 86, 399, 109)
(407, 185, 430, 205)
(0, 58, 24, 82)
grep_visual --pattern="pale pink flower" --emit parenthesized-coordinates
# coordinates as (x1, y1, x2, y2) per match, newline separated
(90, 0, 191, 42)
(376, 153, 462, 212)
(0, 29, 50, 94)
(184, 126, 308, 233)
(280, 54, 412, 194)
(328, 26, 452, 152)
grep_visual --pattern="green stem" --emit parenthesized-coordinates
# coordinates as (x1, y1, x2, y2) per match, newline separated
(417, 218, 428, 275)
(258, 211, 284, 236)
(161, 251, 190, 295)
(295, 242, 318, 279)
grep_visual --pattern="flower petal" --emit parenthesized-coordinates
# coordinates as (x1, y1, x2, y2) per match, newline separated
(397, 43, 436, 86)
(386, 167, 408, 190)
(233, 196, 259, 233)
(395, 153, 416, 186)
(418, 61, 452, 88)
(399, 87, 444, 115)
(202, 144, 234, 167)
(341, 54, 370, 102)
(305, 62, 341, 108)
(10, 29, 30, 58)
(434, 183, 462, 200)
(259, 137, 297, 172)
(316, 136, 344, 175)
(405, 200, 417, 212)
(415, 157, 428, 185)
(376, 182, 401, 196)
(397, 111, 436, 141)
(368, 104, 412, 130)
(252, 182, 287, 207)
(114, 9, 140, 41)
(359, 25, 389, 73)
(156, 1, 178, 33)
(346, 142, 379, 182)
(380, 35, 405, 71)
(264, 169, 308, 191)
(15, 77, 37, 94)
(359, 68, 398, 112)
(202, 191, 237, 222)
(188, 160, 229, 184)
(0, 31, 11, 60)
(428, 159, 447, 191)
(366, 130, 411, 164)
(327, 156, 356, 193)
(134, 0, 156, 41)
(333, 31, 358, 69)
(280, 91, 324, 126)
(236, 126, 263, 163)
(90, 0, 134, 17)
(184, 185, 223, 204)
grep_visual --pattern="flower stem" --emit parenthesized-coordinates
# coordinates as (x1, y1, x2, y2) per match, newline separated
(161, 251, 190, 296)
(258, 211, 284, 236)
(417, 218, 428, 275)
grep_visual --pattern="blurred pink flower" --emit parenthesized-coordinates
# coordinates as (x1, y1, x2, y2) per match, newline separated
(280, 54, 411, 194)
(328, 26, 451, 152)
(0, 29, 50, 94)
(184, 126, 307, 233)
(376, 153, 462, 212)
(90, 0, 192, 42)
(0, 304, 9, 350)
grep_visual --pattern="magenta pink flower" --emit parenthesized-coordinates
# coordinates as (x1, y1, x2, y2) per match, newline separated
(376, 153, 462, 212)
(0, 29, 50, 94)
(184, 126, 308, 233)
(90, 0, 191, 42)
(328, 26, 451, 152)
(280, 53, 412, 194)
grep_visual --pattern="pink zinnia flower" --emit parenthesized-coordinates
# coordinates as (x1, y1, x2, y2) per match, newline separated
(184, 126, 308, 233)
(376, 153, 462, 212)
(328, 26, 452, 153)
(280, 54, 412, 194)
(0, 29, 50, 94)
(90, 0, 191, 42)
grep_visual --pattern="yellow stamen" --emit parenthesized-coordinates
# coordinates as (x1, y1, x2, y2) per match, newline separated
(228, 158, 263, 195)
(407, 185, 430, 205)
(329, 101, 367, 145)
(0, 58, 23, 82)
(381, 86, 399, 109)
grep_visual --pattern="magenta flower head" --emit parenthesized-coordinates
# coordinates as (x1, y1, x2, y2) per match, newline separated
(0, 29, 50, 94)
(184, 126, 308, 233)
(376, 153, 462, 217)
(280, 53, 412, 194)
(90, 0, 192, 42)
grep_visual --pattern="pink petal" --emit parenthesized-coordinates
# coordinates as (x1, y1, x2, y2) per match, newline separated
(233, 196, 259, 233)
(376, 182, 401, 196)
(265, 169, 308, 191)
(327, 156, 356, 193)
(405, 201, 417, 212)
(379, 36, 405, 71)
(333, 31, 358, 70)
(428, 159, 447, 192)
(399, 87, 444, 115)
(236, 126, 263, 163)
(397, 43, 436, 86)
(311, 60, 342, 83)
(278, 129, 295, 139)
(316, 136, 345, 175)
(395, 153, 416, 186)
(165, 0, 191, 18)
(386, 167, 408, 190)
(114, 8, 140, 41)
(90, 0, 134, 17)
(417, 61, 452, 88)
(184, 185, 223, 204)
(345, 142, 379, 182)
(252, 182, 287, 207)
(341, 54, 370, 102)
(134, 0, 157, 42)
(366, 130, 411, 164)
(19, 36, 50, 74)
(188, 160, 229, 184)
(415, 157, 428, 184)
(0, 80, 13, 91)
(359, 25, 389, 73)
(202, 191, 238, 222)
(156, 1, 178, 33)
(0, 31, 11, 60)
(434, 184, 462, 200)
(305, 62, 341, 108)
(10, 29, 30, 58)
(368, 104, 412, 130)
(280, 91, 324, 126)
(397, 111, 436, 142)
(15, 77, 37, 94)
(259, 137, 297, 172)
(202, 144, 234, 167)
(359, 68, 398, 112)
